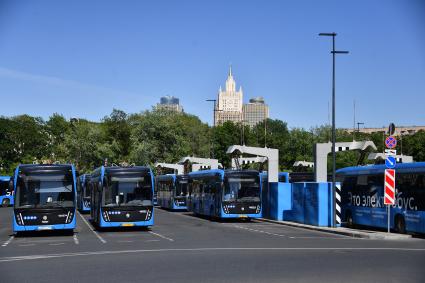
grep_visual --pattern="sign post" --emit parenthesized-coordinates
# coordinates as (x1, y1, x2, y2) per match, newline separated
(384, 123, 396, 233)
(384, 123, 397, 233)
(384, 169, 396, 233)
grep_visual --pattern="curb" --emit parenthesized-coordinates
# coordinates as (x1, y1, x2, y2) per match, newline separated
(257, 218, 412, 240)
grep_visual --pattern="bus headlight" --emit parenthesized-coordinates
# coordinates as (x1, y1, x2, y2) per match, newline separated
(65, 211, 74, 224)
(145, 209, 152, 221)
(102, 211, 110, 222)
(223, 205, 229, 214)
(256, 205, 261, 214)
(16, 213, 24, 225)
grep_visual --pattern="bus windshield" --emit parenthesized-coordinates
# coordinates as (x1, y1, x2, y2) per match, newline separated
(83, 179, 91, 198)
(103, 176, 152, 207)
(175, 180, 188, 197)
(15, 173, 75, 208)
(223, 175, 260, 202)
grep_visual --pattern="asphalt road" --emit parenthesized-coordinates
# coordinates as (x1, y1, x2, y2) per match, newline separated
(1, 207, 424, 283)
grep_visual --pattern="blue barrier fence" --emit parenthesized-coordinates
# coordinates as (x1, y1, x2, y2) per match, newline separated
(262, 182, 338, 227)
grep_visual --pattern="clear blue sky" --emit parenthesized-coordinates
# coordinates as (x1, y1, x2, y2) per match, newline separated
(0, 0, 424, 129)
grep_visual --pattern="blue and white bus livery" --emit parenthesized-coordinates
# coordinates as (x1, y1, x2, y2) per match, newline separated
(12, 164, 77, 233)
(77, 174, 91, 212)
(337, 162, 425, 234)
(90, 166, 154, 228)
(156, 174, 188, 210)
(0, 176, 13, 207)
(188, 169, 262, 219)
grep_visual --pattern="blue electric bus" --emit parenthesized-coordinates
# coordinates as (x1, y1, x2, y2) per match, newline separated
(0, 176, 13, 207)
(77, 174, 91, 212)
(90, 166, 154, 228)
(12, 164, 77, 233)
(156, 174, 188, 210)
(337, 162, 425, 234)
(187, 169, 262, 219)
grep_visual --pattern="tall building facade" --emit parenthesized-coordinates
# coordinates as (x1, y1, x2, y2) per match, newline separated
(156, 95, 184, 113)
(243, 97, 269, 127)
(215, 66, 243, 125)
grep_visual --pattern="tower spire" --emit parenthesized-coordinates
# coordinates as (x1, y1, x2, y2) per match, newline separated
(229, 64, 232, 77)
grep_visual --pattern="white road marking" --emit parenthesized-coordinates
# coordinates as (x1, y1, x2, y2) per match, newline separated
(77, 212, 106, 244)
(0, 247, 424, 263)
(18, 244, 35, 247)
(145, 239, 160, 242)
(2, 236, 14, 247)
(149, 231, 174, 242)
(49, 243, 65, 246)
(117, 240, 134, 243)
(233, 225, 287, 238)
(289, 236, 358, 240)
(73, 234, 79, 245)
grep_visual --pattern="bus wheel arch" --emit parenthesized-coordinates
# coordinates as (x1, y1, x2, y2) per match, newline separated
(345, 210, 354, 228)
(395, 214, 406, 234)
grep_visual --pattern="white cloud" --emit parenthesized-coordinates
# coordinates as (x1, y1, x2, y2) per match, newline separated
(0, 66, 150, 99)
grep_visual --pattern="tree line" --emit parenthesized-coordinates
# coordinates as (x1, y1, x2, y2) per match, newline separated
(1, 109, 424, 175)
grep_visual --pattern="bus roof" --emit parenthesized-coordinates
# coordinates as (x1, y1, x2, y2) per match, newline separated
(17, 164, 75, 174)
(0, 176, 10, 181)
(188, 169, 259, 178)
(336, 162, 425, 176)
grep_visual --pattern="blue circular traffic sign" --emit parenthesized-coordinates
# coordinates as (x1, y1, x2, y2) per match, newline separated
(385, 156, 396, 169)
(385, 136, 397, 149)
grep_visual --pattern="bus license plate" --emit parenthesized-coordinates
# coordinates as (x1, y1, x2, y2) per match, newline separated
(239, 215, 247, 218)
(121, 223, 135, 227)
(37, 226, 53, 230)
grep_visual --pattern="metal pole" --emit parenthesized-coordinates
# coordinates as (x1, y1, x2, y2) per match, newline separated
(319, 32, 348, 228)
(388, 205, 390, 233)
(213, 100, 216, 127)
(332, 34, 336, 228)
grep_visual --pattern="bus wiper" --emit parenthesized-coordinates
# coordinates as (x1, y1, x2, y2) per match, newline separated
(19, 204, 35, 208)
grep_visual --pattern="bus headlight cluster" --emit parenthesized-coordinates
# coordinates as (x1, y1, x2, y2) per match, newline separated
(16, 213, 24, 225)
(65, 212, 74, 224)
(108, 211, 121, 215)
(223, 205, 229, 214)
(255, 205, 261, 214)
(102, 211, 110, 222)
(145, 209, 152, 220)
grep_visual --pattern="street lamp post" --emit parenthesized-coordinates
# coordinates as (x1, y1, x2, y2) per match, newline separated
(319, 32, 349, 227)
(206, 99, 223, 158)
(206, 99, 217, 127)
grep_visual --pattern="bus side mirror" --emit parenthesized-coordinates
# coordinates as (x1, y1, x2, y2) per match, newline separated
(9, 179, 13, 191)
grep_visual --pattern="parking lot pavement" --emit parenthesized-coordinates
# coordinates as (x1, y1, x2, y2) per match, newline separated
(1, 207, 425, 283)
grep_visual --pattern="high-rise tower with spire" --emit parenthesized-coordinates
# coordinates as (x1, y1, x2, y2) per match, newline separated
(215, 66, 243, 125)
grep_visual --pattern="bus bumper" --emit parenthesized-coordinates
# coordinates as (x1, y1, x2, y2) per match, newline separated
(13, 216, 76, 233)
(172, 204, 188, 211)
(99, 217, 154, 228)
(220, 211, 262, 219)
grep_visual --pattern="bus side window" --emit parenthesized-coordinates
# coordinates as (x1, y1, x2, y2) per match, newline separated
(342, 176, 356, 204)
(367, 175, 383, 196)
(416, 174, 425, 210)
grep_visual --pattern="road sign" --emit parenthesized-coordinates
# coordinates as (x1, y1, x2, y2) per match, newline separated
(385, 149, 397, 156)
(385, 156, 396, 169)
(384, 169, 395, 205)
(388, 123, 396, 136)
(385, 136, 397, 149)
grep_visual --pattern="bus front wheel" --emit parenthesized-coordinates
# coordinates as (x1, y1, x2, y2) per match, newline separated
(395, 215, 406, 234)
(345, 211, 354, 228)
(2, 198, 10, 207)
